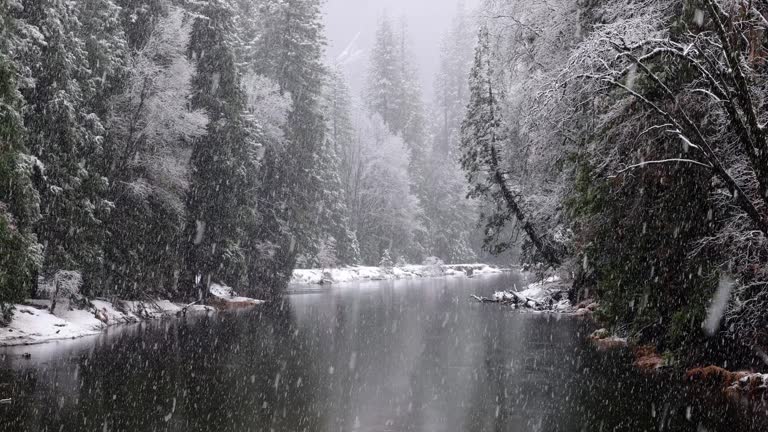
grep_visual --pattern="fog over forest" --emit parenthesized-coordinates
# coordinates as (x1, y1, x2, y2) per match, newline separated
(324, 0, 482, 97)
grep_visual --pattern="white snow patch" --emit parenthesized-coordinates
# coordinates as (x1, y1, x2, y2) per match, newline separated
(209, 283, 265, 306)
(1, 298, 209, 347)
(0, 306, 102, 346)
(519, 275, 563, 302)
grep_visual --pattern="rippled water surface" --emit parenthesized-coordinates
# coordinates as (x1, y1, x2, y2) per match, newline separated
(0, 273, 764, 431)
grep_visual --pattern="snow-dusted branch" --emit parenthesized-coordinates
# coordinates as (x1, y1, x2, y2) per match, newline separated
(578, 29, 768, 237)
(610, 158, 714, 177)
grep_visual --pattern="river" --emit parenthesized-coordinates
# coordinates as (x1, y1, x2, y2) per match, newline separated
(0, 273, 763, 431)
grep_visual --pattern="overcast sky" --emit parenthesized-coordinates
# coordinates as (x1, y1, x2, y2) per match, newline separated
(322, 0, 481, 103)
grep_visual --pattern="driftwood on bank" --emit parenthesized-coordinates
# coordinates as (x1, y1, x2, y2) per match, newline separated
(471, 291, 542, 309)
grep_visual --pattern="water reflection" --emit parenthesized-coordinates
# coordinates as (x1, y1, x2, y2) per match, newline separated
(0, 274, 765, 431)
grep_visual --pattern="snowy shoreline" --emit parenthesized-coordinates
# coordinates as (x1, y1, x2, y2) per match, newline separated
(1, 265, 506, 348)
(0, 284, 263, 348)
(290, 263, 507, 285)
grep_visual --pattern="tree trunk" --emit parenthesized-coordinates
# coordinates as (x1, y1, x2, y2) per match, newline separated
(489, 145, 561, 267)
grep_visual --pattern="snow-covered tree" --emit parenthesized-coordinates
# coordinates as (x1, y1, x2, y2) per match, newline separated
(461, 25, 560, 266)
(78, 0, 129, 116)
(365, 15, 427, 163)
(365, 16, 401, 132)
(354, 113, 423, 264)
(245, 0, 330, 296)
(415, 3, 482, 264)
(379, 248, 393, 268)
(0, 0, 42, 320)
(315, 236, 339, 270)
(15, 0, 113, 279)
(182, 0, 262, 298)
(116, 0, 165, 50)
(558, 0, 768, 346)
(101, 5, 207, 298)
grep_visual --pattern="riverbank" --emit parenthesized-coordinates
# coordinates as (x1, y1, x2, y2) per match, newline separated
(0, 284, 263, 347)
(481, 276, 768, 416)
(290, 263, 505, 285)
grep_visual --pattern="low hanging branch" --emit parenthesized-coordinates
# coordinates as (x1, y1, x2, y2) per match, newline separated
(575, 4, 768, 238)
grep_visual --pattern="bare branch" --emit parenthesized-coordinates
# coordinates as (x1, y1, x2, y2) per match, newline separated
(610, 158, 713, 177)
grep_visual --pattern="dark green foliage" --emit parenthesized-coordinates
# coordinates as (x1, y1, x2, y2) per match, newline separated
(0, 0, 340, 310)
(569, 107, 718, 351)
(116, 0, 165, 50)
(0, 0, 41, 320)
(96, 183, 186, 298)
(245, 0, 329, 296)
(15, 0, 113, 283)
(182, 0, 261, 298)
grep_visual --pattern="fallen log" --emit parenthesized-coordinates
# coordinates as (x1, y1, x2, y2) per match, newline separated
(471, 291, 541, 309)
(471, 295, 497, 303)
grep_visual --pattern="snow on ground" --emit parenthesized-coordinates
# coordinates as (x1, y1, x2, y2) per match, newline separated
(0, 285, 262, 347)
(0, 305, 103, 347)
(291, 263, 504, 285)
(518, 275, 562, 301)
(209, 284, 265, 307)
(0, 299, 193, 347)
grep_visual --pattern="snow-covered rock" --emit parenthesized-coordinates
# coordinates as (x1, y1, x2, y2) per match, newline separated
(208, 284, 265, 309)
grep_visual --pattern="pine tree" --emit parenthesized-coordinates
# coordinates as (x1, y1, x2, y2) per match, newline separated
(246, 0, 329, 296)
(364, 15, 427, 160)
(434, 2, 475, 157)
(78, 0, 129, 117)
(182, 0, 259, 298)
(461, 26, 560, 267)
(327, 69, 356, 190)
(0, 0, 42, 321)
(363, 17, 428, 263)
(379, 248, 393, 268)
(415, 3, 480, 264)
(393, 18, 427, 164)
(365, 16, 401, 131)
(15, 0, 112, 281)
(116, 0, 165, 50)
(310, 138, 361, 266)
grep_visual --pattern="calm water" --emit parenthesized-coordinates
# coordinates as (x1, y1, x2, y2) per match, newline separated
(0, 273, 764, 431)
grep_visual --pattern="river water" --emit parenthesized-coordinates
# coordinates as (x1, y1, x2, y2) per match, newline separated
(0, 273, 763, 431)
